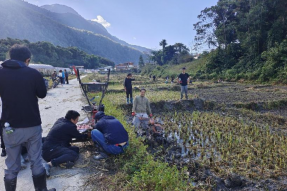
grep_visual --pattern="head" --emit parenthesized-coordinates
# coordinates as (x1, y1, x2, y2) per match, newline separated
(127, 73, 132, 78)
(54, 71, 56, 73)
(59, 70, 62, 73)
(9, 44, 31, 65)
(65, 110, 80, 124)
(140, 88, 146, 97)
(64, 69, 66, 72)
(182, 67, 186, 74)
(94, 111, 105, 122)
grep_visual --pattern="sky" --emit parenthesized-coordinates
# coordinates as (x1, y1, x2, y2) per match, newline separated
(25, 0, 218, 51)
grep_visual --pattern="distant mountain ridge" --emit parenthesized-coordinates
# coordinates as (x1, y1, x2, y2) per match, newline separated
(0, 0, 149, 64)
(41, 4, 80, 16)
(41, 4, 151, 53)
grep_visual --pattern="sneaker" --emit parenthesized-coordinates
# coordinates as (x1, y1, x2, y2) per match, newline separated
(21, 155, 27, 169)
(65, 161, 75, 169)
(43, 163, 51, 177)
(1, 149, 6, 157)
(93, 152, 108, 160)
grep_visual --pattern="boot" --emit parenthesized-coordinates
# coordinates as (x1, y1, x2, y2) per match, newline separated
(4, 177, 17, 191)
(32, 171, 56, 191)
(130, 98, 133, 104)
(126, 98, 129, 104)
(93, 152, 108, 160)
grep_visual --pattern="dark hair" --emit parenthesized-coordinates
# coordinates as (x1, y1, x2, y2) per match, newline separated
(9, 44, 31, 62)
(59, 70, 62, 72)
(64, 69, 66, 71)
(140, 88, 146, 92)
(65, 110, 80, 120)
(127, 73, 132, 77)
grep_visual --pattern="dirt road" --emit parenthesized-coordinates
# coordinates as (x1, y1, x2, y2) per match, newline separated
(0, 77, 93, 191)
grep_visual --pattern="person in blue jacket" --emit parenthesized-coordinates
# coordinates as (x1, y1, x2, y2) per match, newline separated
(62, 70, 65, 84)
(91, 111, 129, 160)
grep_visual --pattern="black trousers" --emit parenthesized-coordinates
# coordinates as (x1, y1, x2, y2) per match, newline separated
(0, 128, 5, 150)
(65, 77, 69, 84)
(126, 88, 132, 99)
(42, 146, 79, 166)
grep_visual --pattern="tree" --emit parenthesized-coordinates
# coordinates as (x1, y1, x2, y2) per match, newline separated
(160, 39, 167, 64)
(139, 55, 145, 68)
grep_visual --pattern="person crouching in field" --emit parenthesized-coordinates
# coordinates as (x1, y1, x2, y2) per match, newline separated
(124, 73, 135, 104)
(132, 88, 153, 128)
(91, 111, 129, 160)
(42, 111, 90, 171)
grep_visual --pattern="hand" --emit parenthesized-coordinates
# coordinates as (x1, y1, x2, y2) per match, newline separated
(124, 88, 126, 92)
(149, 114, 153, 117)
(87, 131, 92, 139)
(132, 112, 136, 116)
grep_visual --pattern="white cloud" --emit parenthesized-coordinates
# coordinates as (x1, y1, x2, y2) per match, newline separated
(91, 16, 111, 28)
(133, 37, 137, 40)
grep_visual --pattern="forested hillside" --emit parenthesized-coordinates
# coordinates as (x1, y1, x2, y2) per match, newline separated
(0, 0, 147, 64)
(193, 0, 287, 83)
(0, 38, 114, 68)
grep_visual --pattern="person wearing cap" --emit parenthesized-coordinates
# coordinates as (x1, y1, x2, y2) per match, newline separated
(132, 88, 153, 128)
(91, 111, 129, 160)
(124, 73, 135, 104)
(177, 67, 190, 100)
(42, 110, 90, 170)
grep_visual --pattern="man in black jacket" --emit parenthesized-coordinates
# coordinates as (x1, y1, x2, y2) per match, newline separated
(42, 110, 89, 169)
(91, 111, 129, 160)
(124, 73, 135, 104)
(0, 44, 55, 191)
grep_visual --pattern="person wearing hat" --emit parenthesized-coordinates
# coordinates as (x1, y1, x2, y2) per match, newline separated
(132, 88, 153, 128)
(42, 110, 90, 170)
(91, 111, 129, 160)
(124, 73, 135, 104)
(177, 67, 190, 100)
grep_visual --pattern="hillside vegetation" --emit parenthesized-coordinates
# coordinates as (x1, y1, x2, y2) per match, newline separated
(143, 0, 287, 84)
(0, 0, 147, 64)
(0, 38, 114, 68)
(192, 0, 287, 83)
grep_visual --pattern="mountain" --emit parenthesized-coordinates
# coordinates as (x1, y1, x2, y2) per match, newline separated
(41, 4, 80, 16)
(0, 0, 148, 64)
(41, 4, 151, 53)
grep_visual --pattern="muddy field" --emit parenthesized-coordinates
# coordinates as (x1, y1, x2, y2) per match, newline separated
(79, 73, 287, 190)
(101, 78, 287, 190)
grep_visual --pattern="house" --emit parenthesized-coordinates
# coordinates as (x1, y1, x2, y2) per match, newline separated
(115, 62, 135, 71)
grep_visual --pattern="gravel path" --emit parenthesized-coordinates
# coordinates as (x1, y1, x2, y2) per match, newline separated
(0, 77, 93, 191)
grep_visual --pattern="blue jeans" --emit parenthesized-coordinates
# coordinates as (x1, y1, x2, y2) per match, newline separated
(91, 129, 128, 155)
(181, 85, 188, 99)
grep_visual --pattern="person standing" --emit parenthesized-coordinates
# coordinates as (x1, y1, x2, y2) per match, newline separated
(62, 70, 65, 84)
(0, 97, 6, 157)
(58, 70, 63, 87)
(124, 73, 135, 104)
(177, 67, 190, 100)
(51, 71, 57, 81)
(153, 75, 156, 82)
(64, 69, 69, 84)
(0, 44, 55, 191)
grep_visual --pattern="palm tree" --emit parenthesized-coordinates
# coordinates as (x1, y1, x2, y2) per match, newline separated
(160, 39, 167, 64)
(159, 39, 167, 52)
